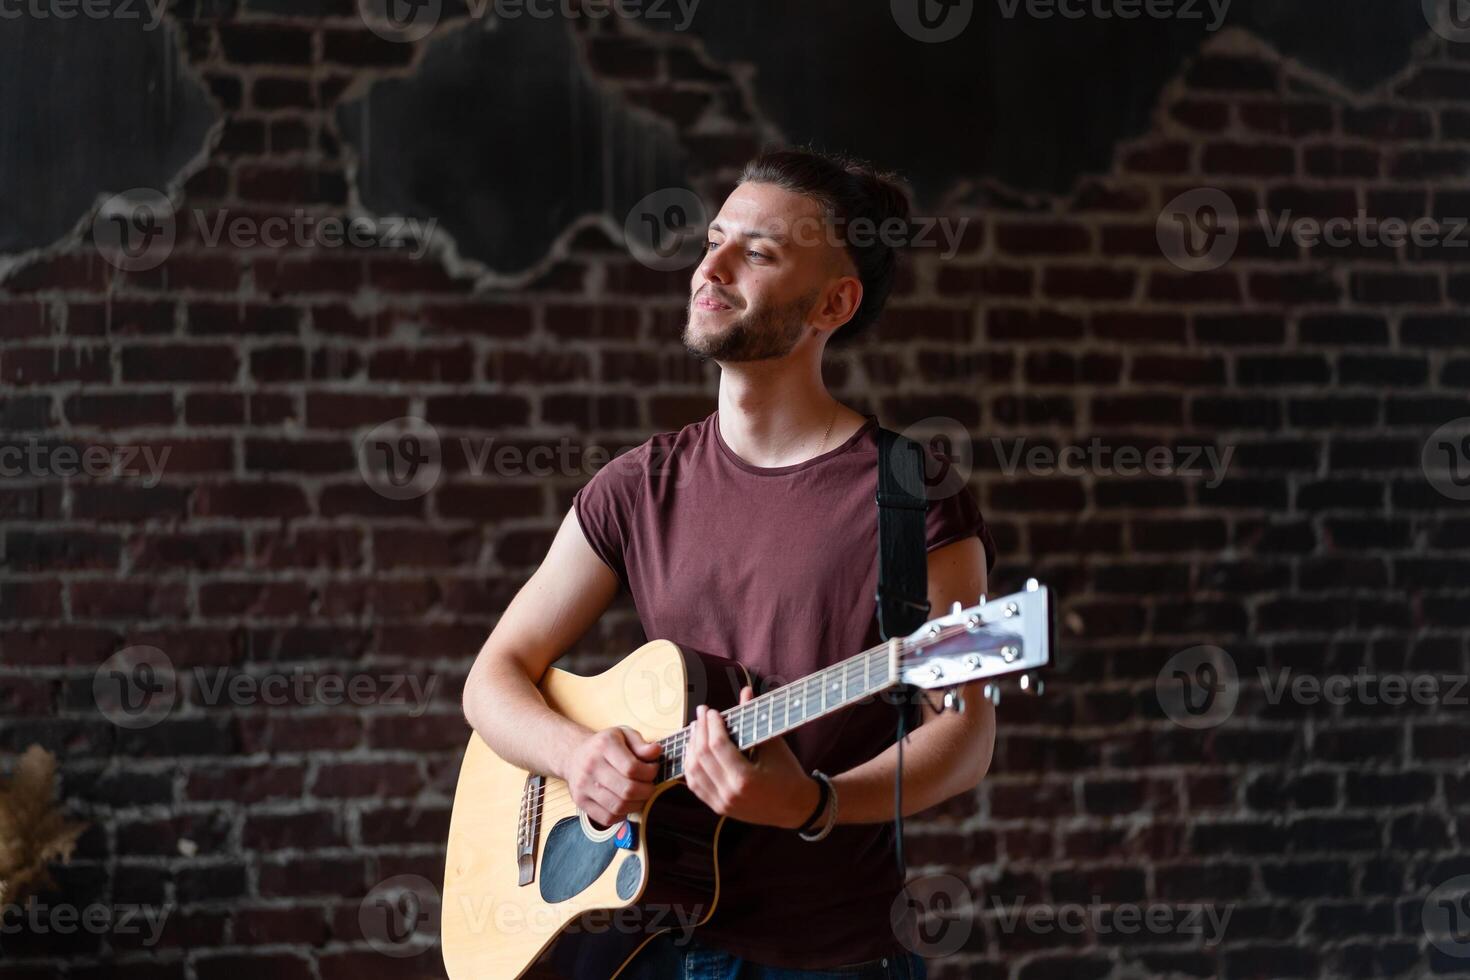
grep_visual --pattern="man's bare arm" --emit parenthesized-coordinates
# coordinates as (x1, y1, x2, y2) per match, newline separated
(830, 535, 996, 823)
(462, 507, 661, 826)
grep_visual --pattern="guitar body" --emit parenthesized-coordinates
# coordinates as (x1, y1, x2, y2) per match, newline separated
(442, 640, 749, 979)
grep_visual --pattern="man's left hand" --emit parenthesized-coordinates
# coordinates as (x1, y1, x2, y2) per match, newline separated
(682, 686, 820, 829)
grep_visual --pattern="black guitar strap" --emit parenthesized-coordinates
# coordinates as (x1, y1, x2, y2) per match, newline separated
(875, 426, 932, 642)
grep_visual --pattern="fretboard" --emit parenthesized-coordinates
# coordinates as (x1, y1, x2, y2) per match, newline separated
(656, 643, 897, 783)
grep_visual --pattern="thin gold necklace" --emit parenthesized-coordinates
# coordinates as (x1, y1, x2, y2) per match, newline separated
(815, 402, 838, 456)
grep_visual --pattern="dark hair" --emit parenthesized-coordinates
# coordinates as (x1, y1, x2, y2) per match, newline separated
(737, 146, 912, 345)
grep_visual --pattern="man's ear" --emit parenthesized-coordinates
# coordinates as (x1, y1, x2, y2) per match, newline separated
(814, 276, 863, 335)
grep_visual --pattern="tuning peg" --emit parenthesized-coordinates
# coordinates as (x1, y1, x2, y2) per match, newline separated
(1018, 673, 1044, 696)
(977, 592, 987, 606)
(1025, 578, 1039, 592)
(951, 601, 962, 616)
(942, 689, 966, 714)
(983, 683, 1001, 707)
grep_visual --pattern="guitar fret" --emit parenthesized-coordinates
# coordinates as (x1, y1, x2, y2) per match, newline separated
(655, 637, 911, 778)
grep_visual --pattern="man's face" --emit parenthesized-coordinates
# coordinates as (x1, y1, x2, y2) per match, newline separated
(683, 182, 846, 362)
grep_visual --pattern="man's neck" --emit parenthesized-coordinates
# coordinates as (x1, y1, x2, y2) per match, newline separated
(715, 359, 863, 468)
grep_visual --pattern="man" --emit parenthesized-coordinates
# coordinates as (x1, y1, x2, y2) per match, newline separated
(461, 147, 997, 978)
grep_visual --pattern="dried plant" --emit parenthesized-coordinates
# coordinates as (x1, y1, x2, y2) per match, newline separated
(0, 745, 89, 909)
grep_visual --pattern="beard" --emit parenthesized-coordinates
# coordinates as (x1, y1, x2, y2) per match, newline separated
(682, 287, 820, 363)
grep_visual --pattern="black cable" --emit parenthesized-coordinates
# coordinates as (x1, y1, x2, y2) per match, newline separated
(894, 685, 908, 881)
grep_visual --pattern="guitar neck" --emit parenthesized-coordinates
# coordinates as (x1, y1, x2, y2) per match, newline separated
(656, 643, 899, 782)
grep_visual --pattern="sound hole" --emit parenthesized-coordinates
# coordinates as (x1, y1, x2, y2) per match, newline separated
(539, 817, 619, 904)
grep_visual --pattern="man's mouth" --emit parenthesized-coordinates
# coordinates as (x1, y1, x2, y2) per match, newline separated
(694, 290, 734, 311)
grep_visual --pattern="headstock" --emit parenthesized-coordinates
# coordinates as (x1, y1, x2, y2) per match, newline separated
(897, 578, 1052, 707)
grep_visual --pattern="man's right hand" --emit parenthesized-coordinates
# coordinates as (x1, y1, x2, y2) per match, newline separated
(562, 726, 662, 827)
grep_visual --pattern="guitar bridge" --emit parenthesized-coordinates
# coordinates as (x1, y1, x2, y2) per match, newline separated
(516, 774, 545, 886)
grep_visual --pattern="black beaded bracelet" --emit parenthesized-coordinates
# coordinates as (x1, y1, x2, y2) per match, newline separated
(794, 772, 829, 835)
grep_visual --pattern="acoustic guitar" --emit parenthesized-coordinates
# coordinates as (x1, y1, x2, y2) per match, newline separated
(442, 580, 1052, 978)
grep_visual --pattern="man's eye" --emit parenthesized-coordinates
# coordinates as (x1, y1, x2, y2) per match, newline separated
(703, 240, 720, 253)
(746, 250, 768, 260)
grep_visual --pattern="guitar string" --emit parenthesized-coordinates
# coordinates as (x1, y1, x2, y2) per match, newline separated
(522, 647, 897, 819)
(523, 617, 1017, 822)
(522, 647, 896, 818)
(519, 621, 1015, 820)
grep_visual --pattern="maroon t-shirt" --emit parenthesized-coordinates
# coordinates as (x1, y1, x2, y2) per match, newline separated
(572, 410, 996, 969)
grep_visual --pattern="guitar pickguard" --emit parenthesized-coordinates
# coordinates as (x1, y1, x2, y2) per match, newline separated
(539, 817, 620, 904)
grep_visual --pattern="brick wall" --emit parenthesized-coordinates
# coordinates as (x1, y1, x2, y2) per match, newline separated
(2, 7, 1468, 979)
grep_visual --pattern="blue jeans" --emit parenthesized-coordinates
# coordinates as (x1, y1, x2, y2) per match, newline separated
(623, 933, 928, 979)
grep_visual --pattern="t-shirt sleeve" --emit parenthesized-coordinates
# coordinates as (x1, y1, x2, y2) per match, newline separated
(925, 483, 998, 575)
(571, 445, 648, 591)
